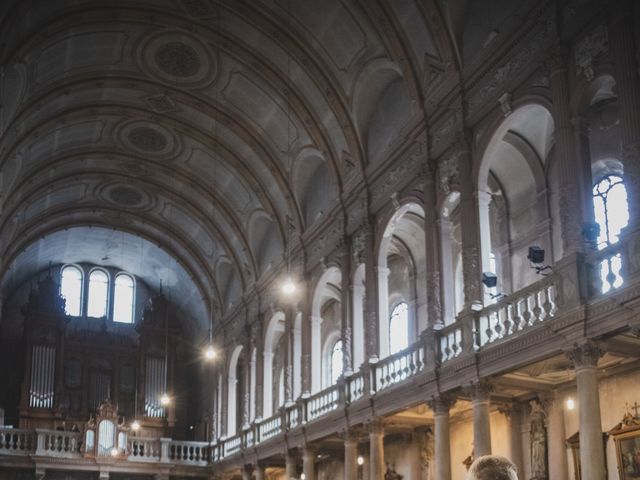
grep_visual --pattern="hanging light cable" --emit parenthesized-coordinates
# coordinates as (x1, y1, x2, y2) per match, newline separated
(204, 6, 221, 360)
(281, 0, 297, 297)
(160, 264, 171, 407)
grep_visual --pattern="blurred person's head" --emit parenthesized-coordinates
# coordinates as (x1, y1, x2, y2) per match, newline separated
(466, 455, 518, 480)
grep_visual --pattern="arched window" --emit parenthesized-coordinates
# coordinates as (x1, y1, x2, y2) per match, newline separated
(330, 340, 343, 384)
(389, 302, 409, 355)
(593, 175, 629, 293)
(87, 269, 109, 318)
(113, 274, 135, 323)
(60, 265, 83, 316)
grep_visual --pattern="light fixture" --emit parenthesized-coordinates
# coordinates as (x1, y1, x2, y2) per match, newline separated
(301, 474, 306, 480)
(482, 272, 498, 288)
(205, 344, 217, 360)
(131, 420, 140, 431)
(111, 447, 119, 457)
(281, 275, 297, 295)
(566, 398, 575, 411)
(357, 456, 364, 466)
(160, 393, 171, 406)
(527, 246, 552, 275)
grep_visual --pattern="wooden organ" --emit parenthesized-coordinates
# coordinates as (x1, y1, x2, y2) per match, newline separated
(18, 273, 179, 438)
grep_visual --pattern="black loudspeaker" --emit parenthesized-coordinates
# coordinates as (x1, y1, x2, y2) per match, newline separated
(527, 246, 545, 264)
(482, 272, 498, 288)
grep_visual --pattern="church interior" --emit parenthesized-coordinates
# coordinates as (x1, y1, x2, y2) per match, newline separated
(0, 0, 639, 479)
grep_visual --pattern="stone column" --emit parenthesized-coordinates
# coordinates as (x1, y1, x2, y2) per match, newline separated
(456, 141, 483, 307)
(284, 305, 295, 405)
(254, 321, 264, 421)
(241, 337, 251, 429)
(344, 430, 359, 480)
(369, 420, 385, 480)
(285, 450, 297, 480)
(566, 342, 606, 480)
(500, 402, 524, 476)
(549, 48, 590, 255)
(303, 445, 316, 480)
(376, 266, 390, 358)
(255, 464, 265, 480)
(423, 167, 443, 327)
(300, 276, 312, 397)
(340, 236, 353, 376)
(429, 395, 455, 480)
(610, 0, 640, 231)
(469, 381, 492, 457)
(546, 391, 569, 480)
(220, 354, 229, 438)
(363, 220, 380, 362)
(242, 465, 252, 480)
(310, 314, 322, 393)
(438, 218, 455, 323)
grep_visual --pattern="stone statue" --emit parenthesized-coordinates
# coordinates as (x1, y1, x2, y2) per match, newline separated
(385, 462, 403, 480)
(529, 400, 548, 480)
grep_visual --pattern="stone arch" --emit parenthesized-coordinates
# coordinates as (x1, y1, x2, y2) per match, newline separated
(376, 201, 426, 358)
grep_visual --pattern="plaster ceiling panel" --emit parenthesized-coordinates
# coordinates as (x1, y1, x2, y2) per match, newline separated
(33, 31, 128, 85)
(22, 183, 90, 223)
(219, 11, 350, 160)
(388, 0, 439, 68)
(222, 71, 303, 160)
(0, 63, 27, 135)
(505, 105, 554, 163)
(489, 141, 537, 205)
(186, 148, 255, 216)
(25, 120, 106, 168)
(277, 0, 367, 75)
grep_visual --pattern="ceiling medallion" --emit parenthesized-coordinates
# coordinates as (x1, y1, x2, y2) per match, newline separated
(127, 126, 168, 152)
(109, 186, 144, 207)
(155, 42, 201, 77)
(137, 31, 216, 88)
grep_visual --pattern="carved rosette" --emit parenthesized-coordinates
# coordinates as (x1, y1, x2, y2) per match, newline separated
(565, 341, 605, 369)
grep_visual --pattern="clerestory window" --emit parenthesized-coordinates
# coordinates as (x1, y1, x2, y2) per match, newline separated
(60, 265, 83, 316)
(389, 302, 409, 355)
(330, 339, 343, 385)
(87, 269, 109, 318)
(593, 174, 629, 293)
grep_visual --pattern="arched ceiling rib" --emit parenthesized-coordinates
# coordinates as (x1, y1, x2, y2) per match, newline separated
(0, 0, 450, 331)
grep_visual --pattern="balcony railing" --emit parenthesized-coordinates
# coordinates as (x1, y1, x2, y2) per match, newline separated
(0, 427, 212, 467)
(373, 342, 425, 392)
(3, 232, 639, 467)
(475, 276, 558, 349)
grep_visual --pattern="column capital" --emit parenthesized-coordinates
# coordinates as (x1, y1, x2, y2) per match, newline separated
(368, 418, 385, 435)
(428, 393, 457, 414)
(497, 401, 522, 419)
(465, 379, 493, 402)
(374, 265, 391, 277)
(565, 340, 605, 369)
(340, 427, 362, 443)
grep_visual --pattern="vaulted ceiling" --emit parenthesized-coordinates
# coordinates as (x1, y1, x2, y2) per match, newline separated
(0, 0, 464, 331)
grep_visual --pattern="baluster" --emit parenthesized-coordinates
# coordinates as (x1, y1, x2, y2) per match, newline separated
(521, 296, 532, 326)
(531, 290, 542, 323)
(542, 285, 555, 318)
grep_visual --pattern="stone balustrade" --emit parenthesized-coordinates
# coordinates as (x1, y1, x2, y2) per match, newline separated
(373, 341, 425, 392)
(3, 232, 640, 469)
